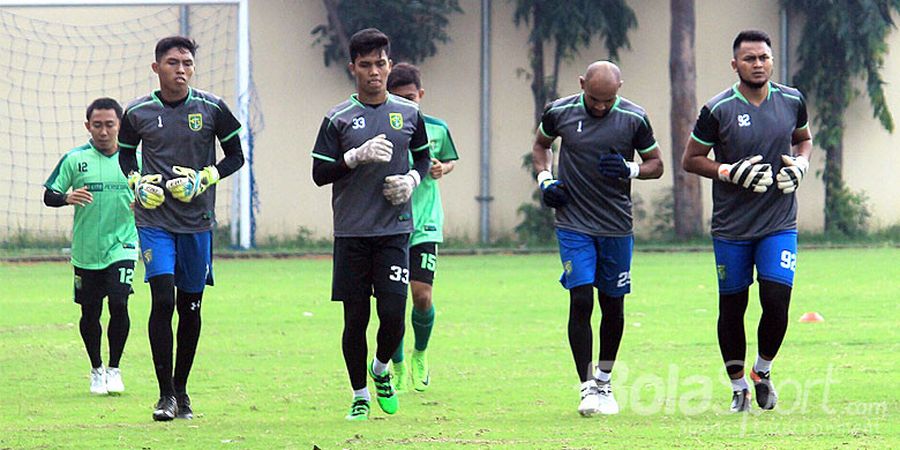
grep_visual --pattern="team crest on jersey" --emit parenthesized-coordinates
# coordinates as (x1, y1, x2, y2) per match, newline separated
(717, 264, 727, 280)
(389, 113, 403, 130)
(74, 274, 82, 290)
(564, 260, 573, 275)
(143, 249, 153, 264)
(188, 113, 203, 131)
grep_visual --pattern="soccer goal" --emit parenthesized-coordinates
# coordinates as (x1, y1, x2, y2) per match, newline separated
(0, 0, 258, 253)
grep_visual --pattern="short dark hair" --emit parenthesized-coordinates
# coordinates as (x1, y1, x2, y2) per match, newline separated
(733, 29, 771, 54)
(85, 97, 123, 121)
(349, 28, 390, 63)
(387, 62, 421, 90)
(155, 36, 198, 61)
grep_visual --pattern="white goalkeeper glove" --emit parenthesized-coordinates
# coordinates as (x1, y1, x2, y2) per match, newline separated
(127, 172, 165, 209)
(382, 171, 421, 206)
(717, 154, 773, 193)
(776, 154, 809, 194)
(344, 133, 393, 169)
(165, 165, 220, 203)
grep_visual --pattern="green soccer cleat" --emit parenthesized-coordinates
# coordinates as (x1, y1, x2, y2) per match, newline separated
(345, 397, 370, 421)
(392, 360, 409, 393)
(410, 350, 430, 392)
(369, 361, 399, 414)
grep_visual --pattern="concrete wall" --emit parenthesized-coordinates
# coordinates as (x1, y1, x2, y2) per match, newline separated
(4, 1, 897, 242)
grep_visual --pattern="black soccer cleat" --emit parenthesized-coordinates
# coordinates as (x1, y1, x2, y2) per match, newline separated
(176, 393, 193, 419)
(730, 389, 751, 413)
(751, 369, 778, 410)
(153, 395, 178, 421)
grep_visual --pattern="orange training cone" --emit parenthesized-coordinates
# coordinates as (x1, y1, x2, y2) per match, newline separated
(799, 312, 824, 323)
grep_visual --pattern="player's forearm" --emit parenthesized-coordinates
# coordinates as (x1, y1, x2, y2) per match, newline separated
(792, 138, 813, 160)
(682, 141, 719, 179)
(532, 143, 553, 174)
(43, 189, 67, 207)
(312, 158, 351, 186)
(215, 136, 245, 179)
(441, 161, 456, 175)
(637, 157, 664, 179)
(118, 146, 139, 176)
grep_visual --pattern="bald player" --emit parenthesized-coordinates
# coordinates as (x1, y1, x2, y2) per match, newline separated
(532, 61, 663, 417)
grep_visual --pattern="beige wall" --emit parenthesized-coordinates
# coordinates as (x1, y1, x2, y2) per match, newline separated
(5, 1, 897, 242)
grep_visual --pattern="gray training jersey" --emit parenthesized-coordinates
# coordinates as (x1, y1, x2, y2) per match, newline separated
(119, 88, 242, 233)
(691, 82, 809, 239)
(540, 94, 658, 236)
(312, 93, 430, 237)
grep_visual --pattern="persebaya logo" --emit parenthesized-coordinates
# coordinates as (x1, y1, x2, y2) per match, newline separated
(389, 112, 403, 130)
(143, 249, 153, 264)
(564, 260, 573, 275)
(188, 113, 203, 131)
(717, 264, 727, 280)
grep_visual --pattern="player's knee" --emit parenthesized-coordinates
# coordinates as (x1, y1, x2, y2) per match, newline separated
(569, 285, 594, 318)
(376, 293, 406, 327)
(108, 295, 129, 315)
(598, 293, 624, 320)
(80, 301, 103, 321)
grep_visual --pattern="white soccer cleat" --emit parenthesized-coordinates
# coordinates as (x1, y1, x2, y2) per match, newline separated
(597, 382, 619, 415)
(106, 367, 124, 394)
(90, 367, 108, 395)
(578, 380, 602, 417)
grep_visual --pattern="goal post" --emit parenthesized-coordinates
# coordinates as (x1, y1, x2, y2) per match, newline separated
(0, 0, 256, 250)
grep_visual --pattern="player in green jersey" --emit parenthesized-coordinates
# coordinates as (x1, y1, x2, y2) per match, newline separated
(43, 97, 139, 396)
(386, 63, 459, 393)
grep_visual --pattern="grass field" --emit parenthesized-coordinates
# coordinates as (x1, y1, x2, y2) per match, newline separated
(1, 248, 897, 449)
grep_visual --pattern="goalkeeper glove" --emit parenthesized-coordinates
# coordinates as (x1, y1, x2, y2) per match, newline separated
(165, 165, 220, 203)
(537, 170, 569, 208)
(127, 172, 165, 209)
(776, 154, 809, 194)
(598, 152, 640, 179)
(344, 133, 393, 169)
(382, 171, 421, 206)
(717, 155, 773, 193)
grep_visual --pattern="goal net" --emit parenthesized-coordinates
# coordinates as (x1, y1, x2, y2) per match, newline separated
(0, 2, 259, 256)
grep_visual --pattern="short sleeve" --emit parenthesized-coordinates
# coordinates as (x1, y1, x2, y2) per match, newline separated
(215, 99, 244, 143)
(691, 106, 719, 146)
(435, 125, 459, 162)
(312, 117, 342, 162)
(44, 154, 74, 193)
(633, 114, 658, 154)
(538, 103, 558, 138)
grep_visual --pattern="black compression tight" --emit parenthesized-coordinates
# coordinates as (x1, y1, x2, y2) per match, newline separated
(342, 294, 406, 390)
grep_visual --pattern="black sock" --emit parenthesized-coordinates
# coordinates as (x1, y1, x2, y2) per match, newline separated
(173, 290, 203, 395)
(342, 299, 371, 390)
(758, 280, 792, 361)
(148, 275, 176, 396)
(597, 292, 625, 375)
(718, 289, 749, 378)
(568, 285, 594, 382)
(375, 293, 406, 365)
(79, 301, 103, 368)
(106, 294, 130, 368)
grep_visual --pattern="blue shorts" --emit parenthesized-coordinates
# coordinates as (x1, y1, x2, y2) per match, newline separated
(138, 227, 214, 294)
(556, 228, 633, 297)
(712, 229, 797, 294)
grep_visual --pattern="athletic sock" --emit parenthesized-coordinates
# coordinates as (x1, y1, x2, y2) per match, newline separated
(731, 377, 750, 392)
(392, 339, 404, 364)
(148, 275, 176, 396)
(596, 370, 611, 384)
(372, 358, 389, 375)
(353, 387, 371, 401)
(411, 305, 435, 352)
(173, 291, 203, 394)
(79, 302, 103, 369)
(107, 295, 130, 368)
(754, 355, 772, 375)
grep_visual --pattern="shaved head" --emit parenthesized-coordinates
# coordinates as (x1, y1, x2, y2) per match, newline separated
(579, 61, 623, 118)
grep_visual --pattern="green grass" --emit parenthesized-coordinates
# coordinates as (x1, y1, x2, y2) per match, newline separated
(1, 249, 897, 449)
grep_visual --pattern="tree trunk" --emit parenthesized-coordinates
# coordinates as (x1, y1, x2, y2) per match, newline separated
(529, 5, 545, 127)
(322, 0, 351, 63)
(669, 0, 703, 238)
(823, 140, 843, 233)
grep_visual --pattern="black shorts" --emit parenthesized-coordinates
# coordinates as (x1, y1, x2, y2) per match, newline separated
(332, 234, 410, 302)
(409, 242, 438, 285)
(73, 260, 135, 305)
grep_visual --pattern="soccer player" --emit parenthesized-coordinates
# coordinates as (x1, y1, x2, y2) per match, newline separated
(43, 98, 138, 396)
(532, 61, 663, 416)
(386, 62, 459, 393)
(118, 36, 244, 421)
(682, 30, 812, 413)
(312, 28, 431, 421)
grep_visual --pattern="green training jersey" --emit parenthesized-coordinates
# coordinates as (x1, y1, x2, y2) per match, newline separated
(44, 141, 139, 269)
(409, 114, 459, 246)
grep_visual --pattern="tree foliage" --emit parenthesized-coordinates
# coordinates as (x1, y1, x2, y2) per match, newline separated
(312, 0, 463, 68)
(783, 0, 898, 235)
(511, 0, 637, 245)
